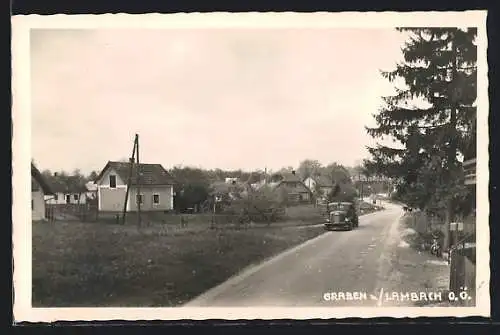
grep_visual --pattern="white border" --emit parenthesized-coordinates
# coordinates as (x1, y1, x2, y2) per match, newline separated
(12, 11, 490, 321)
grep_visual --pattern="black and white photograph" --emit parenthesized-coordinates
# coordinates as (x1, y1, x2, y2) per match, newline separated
(12, 11, 489, 321)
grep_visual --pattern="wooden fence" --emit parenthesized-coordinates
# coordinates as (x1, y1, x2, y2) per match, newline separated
(405, 210, 476, 304)
(45, 203, 99, 222)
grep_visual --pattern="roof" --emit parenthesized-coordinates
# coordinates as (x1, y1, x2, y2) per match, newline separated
(210, 180, 245, 195)
(308, 175, 334, 187)
(280, 172, 302, 183)
(49, 176, 88, 193)
(95, 161, 175, 186)
(31, 163, 54, 195)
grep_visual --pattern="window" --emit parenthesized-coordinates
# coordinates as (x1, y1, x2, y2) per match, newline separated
(32, 199, 34, 210)
(136, 194, 143, 204)
(65, 194, 71, 204)
(54, 194, 58, 201)
(109, 175, 117, 188)
(153, 194, 160, 204)
(74, 194, 79, 201)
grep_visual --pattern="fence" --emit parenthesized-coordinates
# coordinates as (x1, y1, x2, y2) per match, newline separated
(45, 203, 99, 222)
(405, 210, 476, 305)
(449, 214, 476, 306)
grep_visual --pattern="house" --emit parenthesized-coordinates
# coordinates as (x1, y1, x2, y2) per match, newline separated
(31, 163, 54, 221)
(262, 171, 312, 204)
(210, 180, 245, 201)
(224, 177, 239, 184)
(303, 175, 334, 197)
(94, 161, 176, 213)
(45, 176, 89, 205)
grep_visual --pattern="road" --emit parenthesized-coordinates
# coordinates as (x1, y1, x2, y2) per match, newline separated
(185, 202, 409, 307)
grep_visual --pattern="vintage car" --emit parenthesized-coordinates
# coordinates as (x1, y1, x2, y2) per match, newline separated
(324, 201, 359, 231)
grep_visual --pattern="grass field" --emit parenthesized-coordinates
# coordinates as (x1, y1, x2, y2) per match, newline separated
(32, 201, 384, 307)
(32, 220, 326, 307)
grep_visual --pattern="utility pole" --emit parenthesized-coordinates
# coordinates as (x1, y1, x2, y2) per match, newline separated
(136, 134, 142, 227)
(358, 172, 364, 200)
(122, 135, 138, 225)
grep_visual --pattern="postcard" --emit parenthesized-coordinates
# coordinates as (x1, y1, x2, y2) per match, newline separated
(12, 11, 489, 322)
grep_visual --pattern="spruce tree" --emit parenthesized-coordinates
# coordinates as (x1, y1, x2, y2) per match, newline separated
(364, 28, 477, 216)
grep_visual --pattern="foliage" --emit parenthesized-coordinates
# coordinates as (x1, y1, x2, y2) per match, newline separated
(327, 183, 357, 203)
(364, 28, 477, 213)
(169, 167, 211, 212)
(221, 186, 283, 223)
(297, 159, 322, 180)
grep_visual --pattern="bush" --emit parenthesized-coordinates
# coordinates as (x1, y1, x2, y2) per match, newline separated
(222, 187, 285, 223)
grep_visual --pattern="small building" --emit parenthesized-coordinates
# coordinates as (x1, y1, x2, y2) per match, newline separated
(94, 161, 175, 213)
(303, 175, 334, 197)
(210, 180, 245, 201)
(45, 176, 89, 205)
(31, 163, 54, 221)
(269, 171, 312, 204)
(224, 177, 239, 184)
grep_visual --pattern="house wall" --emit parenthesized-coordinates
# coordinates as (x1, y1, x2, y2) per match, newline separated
(97, 167, 127, 187)
(127, 185, 174, 212)
(96, 167, 127, 212)
(276, 182, 311, 202)
(32, 186, 46, 221)
(96, 167, 173, 212)
(304, 178, 332, 197)
(304, 177, 316, 190)
(45, 192, 87, 205)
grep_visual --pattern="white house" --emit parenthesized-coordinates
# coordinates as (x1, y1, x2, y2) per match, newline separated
(44, 177, 89, 205)
(303, 175, 334, 197)
(94, 161, 176, 213)
(32, 163, 54, 221)
(225, 177, 239, 184)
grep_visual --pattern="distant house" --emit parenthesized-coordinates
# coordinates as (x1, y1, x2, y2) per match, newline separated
(210, 180, 245, 201)
(224, 177, 239, 184)
(31, 163, 54, 221)
(45, 176, 89, 205)
(85, 181, 98, 200)
(94, 161, 175, 213)
(252, 171, 312, 204)
(303, 175, 334, 197)
(274, 171, 312, 203)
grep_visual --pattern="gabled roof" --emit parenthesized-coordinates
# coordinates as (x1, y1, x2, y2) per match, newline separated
(95, 161, 176, 186)
(31, 163, 54, 195)
(280, 172, 302, 183)
(306, 175, 334, 187)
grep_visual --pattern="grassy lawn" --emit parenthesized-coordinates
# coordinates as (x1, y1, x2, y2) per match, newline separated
(32, 220, 326, 307)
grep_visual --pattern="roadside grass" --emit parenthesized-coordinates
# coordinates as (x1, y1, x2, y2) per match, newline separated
(32, 220, 326, 307)
(388, 215, 451, 307)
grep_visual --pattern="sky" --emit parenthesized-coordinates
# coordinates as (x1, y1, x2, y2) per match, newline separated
(30, 28, 409, 175)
